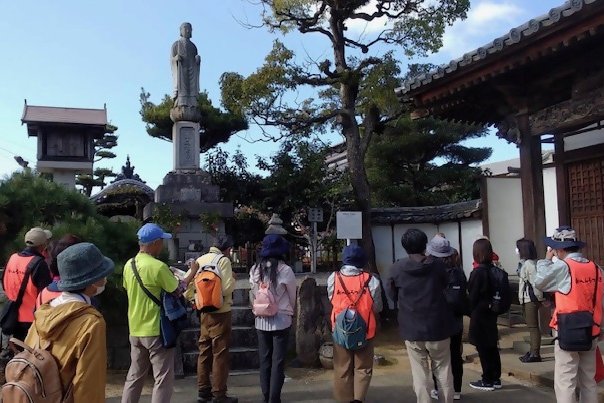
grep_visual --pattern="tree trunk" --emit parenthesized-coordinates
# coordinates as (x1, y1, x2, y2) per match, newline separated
(345, 129, 377, 273)
(330, 5, 377, 273)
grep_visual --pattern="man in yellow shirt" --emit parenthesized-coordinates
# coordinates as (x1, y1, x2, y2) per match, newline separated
(121, 223, 179, 403)
(191, 236, 237, 403)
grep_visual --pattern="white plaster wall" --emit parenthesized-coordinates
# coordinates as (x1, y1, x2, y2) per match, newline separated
(52, 170, 76, 189)
(485, 177, 524, 275)
(460, 220, 483, 277)
(372, 224, 394, 277)
(392, 223, 437, 261)
(543, 166, 559, 235)
(565, 127, 604, 151)
(437, 221, 460, 250)
(371, 219, 482, 279)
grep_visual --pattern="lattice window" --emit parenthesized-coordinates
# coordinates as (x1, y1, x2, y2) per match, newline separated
(568, 158, 604, 265)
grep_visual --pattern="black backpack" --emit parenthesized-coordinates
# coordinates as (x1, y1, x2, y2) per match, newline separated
(444, 266, 469, 316)
(488, 265, 512, 315)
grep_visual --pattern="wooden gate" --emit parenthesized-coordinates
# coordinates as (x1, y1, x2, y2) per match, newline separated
(568, 157, 604, 265)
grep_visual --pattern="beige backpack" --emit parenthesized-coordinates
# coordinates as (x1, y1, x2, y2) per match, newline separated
(1, 338, 72, 403)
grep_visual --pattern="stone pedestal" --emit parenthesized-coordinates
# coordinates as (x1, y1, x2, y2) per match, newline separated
(173, 121, 200, 171)
(144, 170, 233, 262)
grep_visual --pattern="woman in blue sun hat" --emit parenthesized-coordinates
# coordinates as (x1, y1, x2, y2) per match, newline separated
(249, 234, 296, 403)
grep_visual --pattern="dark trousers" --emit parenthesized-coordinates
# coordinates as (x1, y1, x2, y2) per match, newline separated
(12, 322, 32, 341)
(257, 327, 290, 403)
(433, 331, 463, 393)
(476, 345, 501, 384)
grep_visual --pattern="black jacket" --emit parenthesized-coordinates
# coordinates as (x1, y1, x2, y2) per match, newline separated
(386, 255, 458, 341)
(468, 264, 499, 347)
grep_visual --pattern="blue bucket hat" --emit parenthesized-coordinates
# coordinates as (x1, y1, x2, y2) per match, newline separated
(342, 245, 368, 268)
(260, 235, 289, 258)
(57, 243, 114, 291)
(544, 226, 586, 250)
(137, 223, 172, 244)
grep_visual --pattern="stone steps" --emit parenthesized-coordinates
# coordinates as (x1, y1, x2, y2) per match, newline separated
(180, 287, 259, 375)
(512, 340, 555, 356)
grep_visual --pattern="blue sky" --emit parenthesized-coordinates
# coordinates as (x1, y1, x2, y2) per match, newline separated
(0, 0, 563, 189)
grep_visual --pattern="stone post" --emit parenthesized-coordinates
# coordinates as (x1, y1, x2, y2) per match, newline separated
(173, 121, 200, 171)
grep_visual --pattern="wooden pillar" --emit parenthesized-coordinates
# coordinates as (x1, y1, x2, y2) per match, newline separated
(518, 114, 547, 255)
(554, 134, 570, 226)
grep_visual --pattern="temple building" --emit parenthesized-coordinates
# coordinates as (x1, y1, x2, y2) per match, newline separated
(91, 156, 154, 220)
(397, 0, 604, 264)
(21, 102, 111, 189)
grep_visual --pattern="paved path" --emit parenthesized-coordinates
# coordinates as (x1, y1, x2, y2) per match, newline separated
(107, 367, 555, 402)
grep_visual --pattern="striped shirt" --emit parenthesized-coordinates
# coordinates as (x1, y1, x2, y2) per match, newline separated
(249, 261, 297, 332)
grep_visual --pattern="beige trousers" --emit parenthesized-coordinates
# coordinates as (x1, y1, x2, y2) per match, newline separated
(333, 339, 374, 402)
(405, 339, 454, 403)
(121, 336, 175, 403)
(554, 340, 598, 403)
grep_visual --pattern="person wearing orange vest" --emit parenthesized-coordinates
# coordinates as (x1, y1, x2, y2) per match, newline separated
(327, 244, 382, 403)
(535, 226, 604, 403)
(36, 234, 82, 309)
(2, 227, 52, 341)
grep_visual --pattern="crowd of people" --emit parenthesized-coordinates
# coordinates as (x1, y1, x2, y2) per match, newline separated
(0, 223, 601, 403)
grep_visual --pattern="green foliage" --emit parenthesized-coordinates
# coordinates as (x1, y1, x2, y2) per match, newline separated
(366, 116, 492, 206)
(151, 203, 184, 233)
(76, 130, 120, 196)
(199, 211, 222, 235)
(139, 88, 248, 152)
(230, 206, 270, 246)
(256, 139, 350, 232)
(0, 171, 139, 276)
(203, 147, 263, 206)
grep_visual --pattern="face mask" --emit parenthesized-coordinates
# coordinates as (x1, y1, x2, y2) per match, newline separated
(515, 248, 519, 256)
(93, 284, 106, 296)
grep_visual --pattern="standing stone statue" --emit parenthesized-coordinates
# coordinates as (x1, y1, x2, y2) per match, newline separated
(171, 22, 201, 122)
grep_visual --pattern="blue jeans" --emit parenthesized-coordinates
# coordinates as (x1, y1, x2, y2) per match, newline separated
(257, 327, 290, 403)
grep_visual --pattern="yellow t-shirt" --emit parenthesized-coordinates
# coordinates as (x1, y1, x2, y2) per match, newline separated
(123, 253, 179, 337)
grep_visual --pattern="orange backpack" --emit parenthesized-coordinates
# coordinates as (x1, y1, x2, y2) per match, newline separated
(194, 254, 225, 312)
(1, 338, 73, 403)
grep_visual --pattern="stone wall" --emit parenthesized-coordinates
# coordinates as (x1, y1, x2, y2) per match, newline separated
(101, 280, 334, 370)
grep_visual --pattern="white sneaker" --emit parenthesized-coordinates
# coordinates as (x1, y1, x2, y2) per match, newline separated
(454, 392, 461, 400)
(430, 389, 439, 400)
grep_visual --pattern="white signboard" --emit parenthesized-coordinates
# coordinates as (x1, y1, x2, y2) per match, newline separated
(336, 211, 362, 239)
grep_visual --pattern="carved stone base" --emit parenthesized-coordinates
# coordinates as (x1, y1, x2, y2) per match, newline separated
(173, 121, 200, 171)
(170, 106, 202, 123)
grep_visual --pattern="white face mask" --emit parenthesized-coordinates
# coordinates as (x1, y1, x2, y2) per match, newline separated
(93, 284, 106, 296)
(515, 248, 519, 256)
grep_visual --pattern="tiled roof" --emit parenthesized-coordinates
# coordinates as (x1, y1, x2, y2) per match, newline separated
(22, 105, 108, 126)
(91, 179, 155, 203)
(396, 0, 601, 97)
(371, 199, 481, 224)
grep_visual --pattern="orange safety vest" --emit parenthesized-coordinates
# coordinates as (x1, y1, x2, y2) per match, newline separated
(330, 272, 376, 340)
(3, 253, 42, 323)
(550, 258, 603, 336)
(36, 287, 61, 309)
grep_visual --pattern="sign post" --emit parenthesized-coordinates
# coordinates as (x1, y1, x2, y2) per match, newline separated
(308, 208, 324, 273)
(336, 211, 362, 246)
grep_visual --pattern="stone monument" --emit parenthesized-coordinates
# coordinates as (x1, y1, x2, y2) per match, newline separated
(170, 22, 202, 171)
(144, 22, 233, 261)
